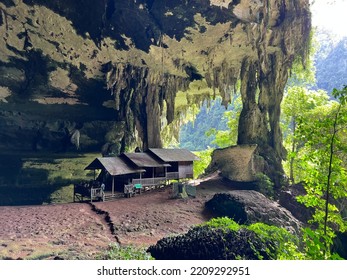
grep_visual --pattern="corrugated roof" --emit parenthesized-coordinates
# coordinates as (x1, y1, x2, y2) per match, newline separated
(122, 152, 171, 168)
(85, 157, 145, 176)
(148, 148, 199, 162)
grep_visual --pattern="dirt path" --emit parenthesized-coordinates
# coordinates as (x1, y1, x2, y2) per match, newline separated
(0, 173, 234, 259)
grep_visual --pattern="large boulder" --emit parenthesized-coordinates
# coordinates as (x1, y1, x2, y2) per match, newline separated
(147, 225, 276, 260)
(333, 232, 347, 259)
(279, 184, 313, 224)
(205, 190, 302, 235)
(207, 145, 264, 182)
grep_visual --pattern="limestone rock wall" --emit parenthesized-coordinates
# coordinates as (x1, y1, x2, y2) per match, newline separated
(0, 0, 311, 170)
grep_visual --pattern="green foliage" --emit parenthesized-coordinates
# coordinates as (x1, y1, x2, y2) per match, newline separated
(281, 84, 347, 259)
(288, 30, 316, 87)
(192, 148, 213, 178)
(281, 86, 330, 183)
(179, 95, 241, 151)
(0, 151, 97, 205)
(294, 86, 347, 259)
(254, 173, 275, 199)
(248, 223, 304, 260)
(179, 97, 230, 150)
(203, 217, 303, 260)
(148, 223, 272, 260)
(300, 227, 343, 260)
(206, 94, 242, 149)
(98, 243, 153, 260)
(204, 217, 241, 232)
(150, 217, 303, 260)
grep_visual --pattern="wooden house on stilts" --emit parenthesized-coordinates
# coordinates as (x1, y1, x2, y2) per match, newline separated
(75, 148, 199, 201)
(84, 156, 145, 196)
(148, 148, 198, 180)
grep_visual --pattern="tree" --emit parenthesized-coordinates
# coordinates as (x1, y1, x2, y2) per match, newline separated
(281, 86, 329, 183)
(179, 96, 239, 151)
(205, 93, 242, 149)
(295, 86, 347, 259)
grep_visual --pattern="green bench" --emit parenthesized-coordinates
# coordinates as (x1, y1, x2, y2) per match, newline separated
(134, 184, 143, 194)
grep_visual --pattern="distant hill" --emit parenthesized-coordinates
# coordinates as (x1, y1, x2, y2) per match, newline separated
(314, 30, 347, 92)
(179, 98, 230, 151)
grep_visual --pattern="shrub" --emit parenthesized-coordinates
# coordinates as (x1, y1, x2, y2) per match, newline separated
(255, 173, 275, 199)
(98, 243, 153, 260)
(204, 217, 241, 232)
(193, 149, 213, 178)
(248, 223, 304, 260)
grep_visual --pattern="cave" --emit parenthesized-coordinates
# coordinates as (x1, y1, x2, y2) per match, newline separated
(0, 0, 311, 186)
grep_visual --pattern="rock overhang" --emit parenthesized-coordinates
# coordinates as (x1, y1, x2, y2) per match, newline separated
(0, 0, 311, 165)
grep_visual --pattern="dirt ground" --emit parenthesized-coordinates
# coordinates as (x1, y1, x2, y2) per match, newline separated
(0, 173, 234, 260)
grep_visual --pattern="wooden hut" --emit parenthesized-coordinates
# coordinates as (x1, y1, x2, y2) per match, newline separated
(121, 152, 171, 189)
(84, 157, 145, 198)
(148, 148, 199, 180)
(80, 148, 199, 201)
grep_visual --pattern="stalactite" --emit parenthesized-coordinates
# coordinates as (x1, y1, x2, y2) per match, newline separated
(233, 0, 311, 186)
(106, 62, 190, 150)
(0, 0, 311, 168)
(105, 0, 311, 183)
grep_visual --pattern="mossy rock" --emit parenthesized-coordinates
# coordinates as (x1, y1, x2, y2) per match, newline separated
(147, 225, 275, 260)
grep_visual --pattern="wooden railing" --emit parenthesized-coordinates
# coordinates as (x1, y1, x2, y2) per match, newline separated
(132, 177, 167, 186)
(166, 172, 179, 180)
(74, 183, 104, 202)
(90, 187, 104, 202)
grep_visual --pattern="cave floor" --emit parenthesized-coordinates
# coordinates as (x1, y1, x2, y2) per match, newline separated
(0, 173, 235, 259)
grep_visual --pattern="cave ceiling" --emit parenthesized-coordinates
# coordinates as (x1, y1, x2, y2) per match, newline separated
(0, 0, 311, 165)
